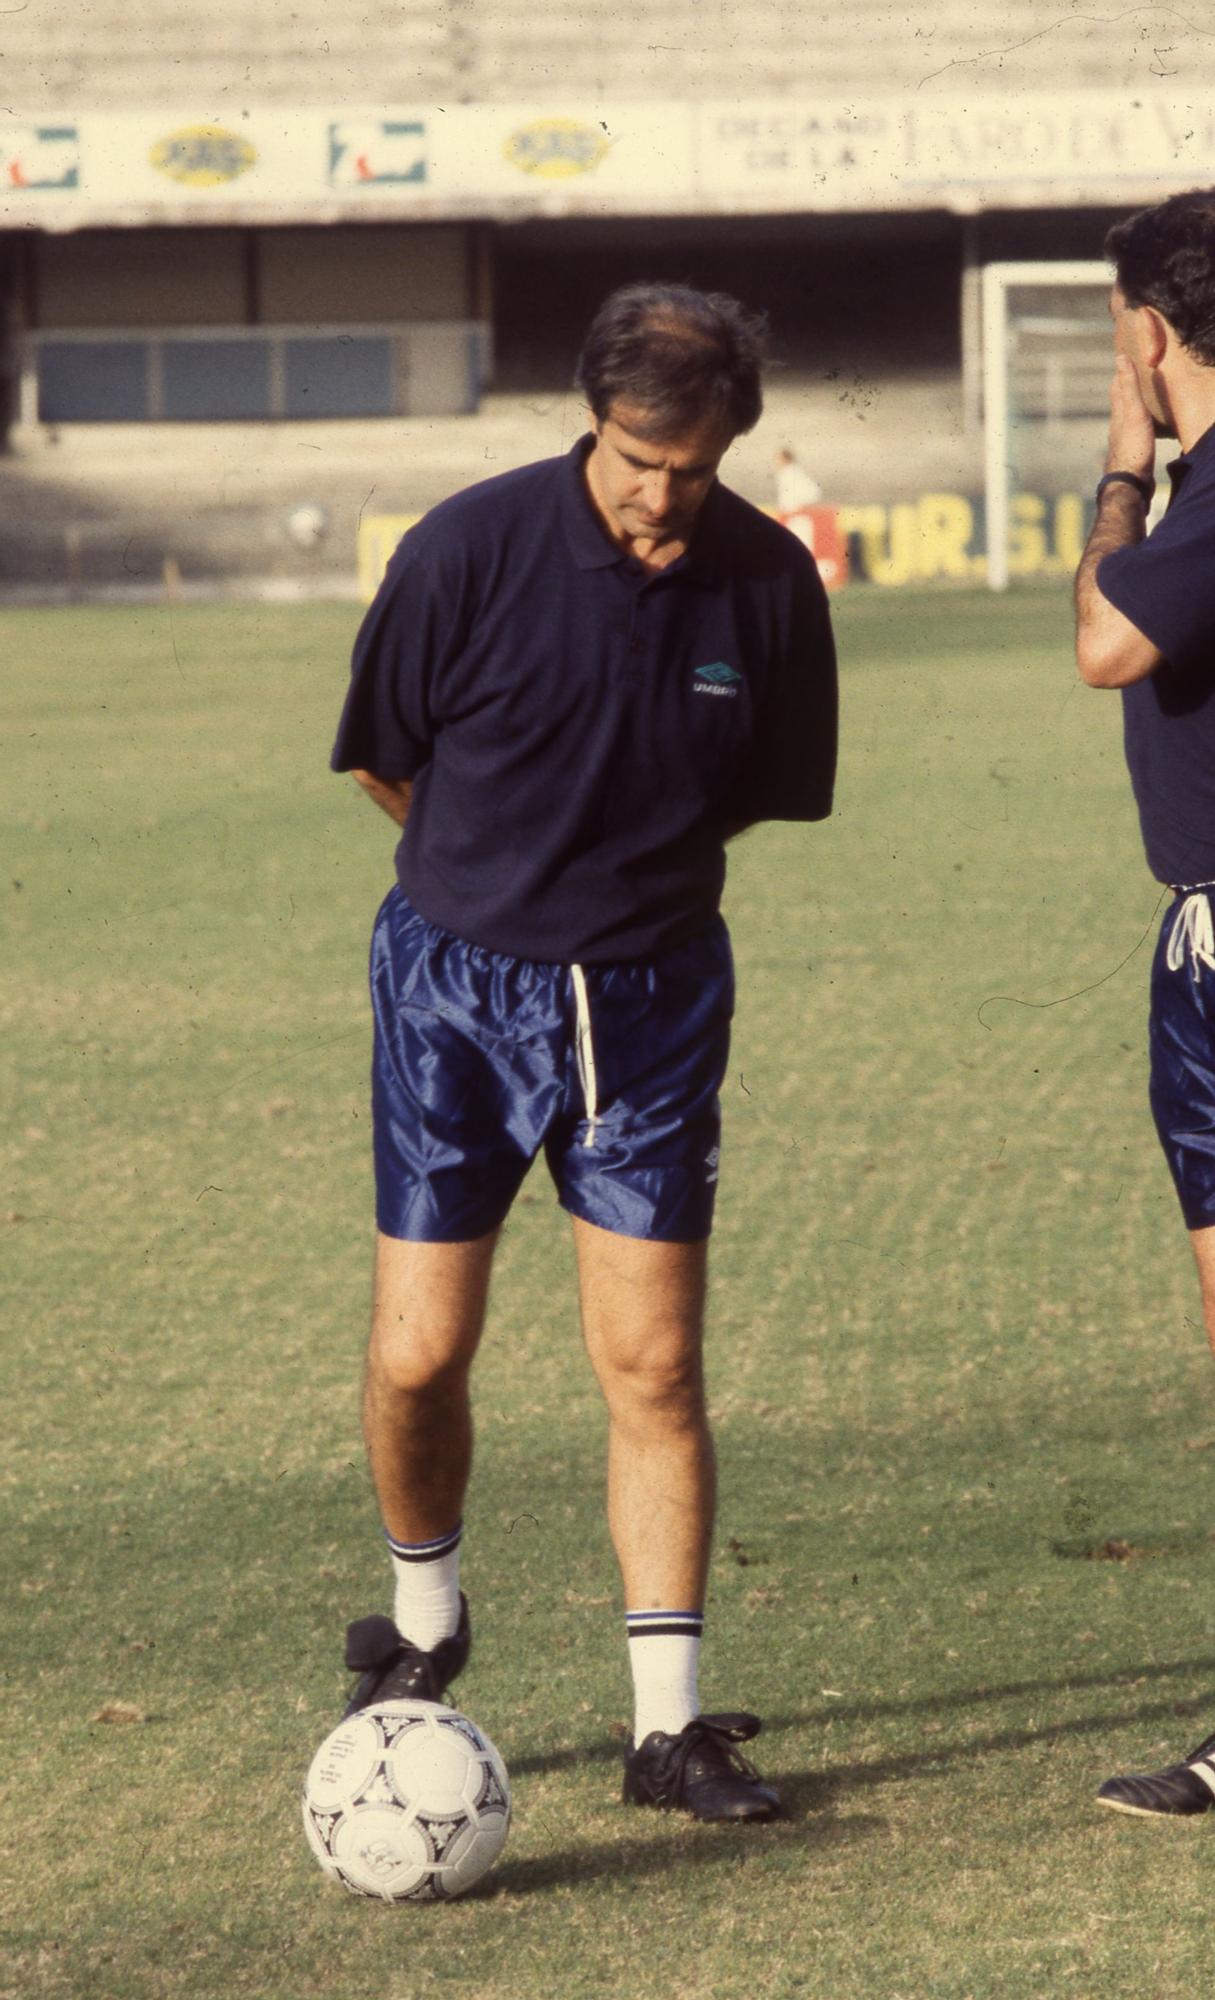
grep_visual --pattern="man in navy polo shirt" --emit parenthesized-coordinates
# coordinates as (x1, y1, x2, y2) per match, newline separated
(330, 283, 837, 1822)
(1071, 191, 1215, 1817)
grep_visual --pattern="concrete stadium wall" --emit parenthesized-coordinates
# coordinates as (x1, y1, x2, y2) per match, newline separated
(6, 2, 1215, 106)
(2, 222, 491, 429)
(19, 224, 480, 331)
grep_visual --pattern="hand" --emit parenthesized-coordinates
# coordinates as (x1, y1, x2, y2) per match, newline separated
(1105, 355, 1157, 481)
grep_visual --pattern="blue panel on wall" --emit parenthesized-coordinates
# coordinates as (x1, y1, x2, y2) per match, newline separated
(39, 341, 149, 421)
(163, 340, 272, 419)
(283, 336, 393, 417)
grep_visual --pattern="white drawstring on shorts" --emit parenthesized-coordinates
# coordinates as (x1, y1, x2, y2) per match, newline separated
(570, 963, 599, 1148)
(1166, 891, 1215, 979)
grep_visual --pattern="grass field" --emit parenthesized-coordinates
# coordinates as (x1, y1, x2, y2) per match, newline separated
(5, 588, 1215, 2000)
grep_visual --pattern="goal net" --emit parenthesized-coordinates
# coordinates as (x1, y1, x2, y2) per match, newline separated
(982, 261, 1112, 590)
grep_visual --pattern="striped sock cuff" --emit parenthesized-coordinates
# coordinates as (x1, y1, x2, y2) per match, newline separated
(383, 1521, 463, 1564)
(1189, 1754, 1215, 1798)
(626, 1609, 704, 1640)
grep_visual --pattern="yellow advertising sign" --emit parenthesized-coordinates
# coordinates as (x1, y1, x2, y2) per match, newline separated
(358, 494, 1086, 601)
(150, 125, 257, 186)
(838, 492, 1085, 586)
(357, 515, 419, 601)
(503, 117, 611, 179)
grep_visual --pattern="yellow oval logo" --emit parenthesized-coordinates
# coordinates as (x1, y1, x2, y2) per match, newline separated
(503, 118, 609, 180)
(150, 125, 257, 186)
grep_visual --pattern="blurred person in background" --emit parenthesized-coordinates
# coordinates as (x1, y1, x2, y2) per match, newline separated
(773, 444, 822, 512)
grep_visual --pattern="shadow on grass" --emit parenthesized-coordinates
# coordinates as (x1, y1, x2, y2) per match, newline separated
(508, 1654, 1215, 1821)
(481, 1800, 884, 1897)
(798, 1688, 1215, 1808)
(764, 1648, 1215, 1732)
(511, 1741, 627, 1777)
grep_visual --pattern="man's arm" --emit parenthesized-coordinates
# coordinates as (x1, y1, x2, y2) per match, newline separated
(351, 770, 412, 827)
(1074, 355, 1163, 690)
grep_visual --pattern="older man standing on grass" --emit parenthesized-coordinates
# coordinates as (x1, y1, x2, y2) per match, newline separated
(1073, 189, 1215, 1817)
(329, 282, 837, 1822)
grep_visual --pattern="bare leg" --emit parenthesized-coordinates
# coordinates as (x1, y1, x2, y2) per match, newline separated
(572, 1216, 714, 1609)
(1188, 1224, 1215, 1361)
(363, 1228, 498, 1542)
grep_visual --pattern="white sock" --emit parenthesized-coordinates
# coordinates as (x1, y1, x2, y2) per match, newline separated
(626, 1610, 703, 1742)
(385, 1522, 463, 1650)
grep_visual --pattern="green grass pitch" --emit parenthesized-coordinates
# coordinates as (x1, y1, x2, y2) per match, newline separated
(4, 589, 1214, 1999)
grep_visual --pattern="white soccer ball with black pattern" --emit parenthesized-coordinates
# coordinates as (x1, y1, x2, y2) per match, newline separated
(302, 1700, 511, 1901)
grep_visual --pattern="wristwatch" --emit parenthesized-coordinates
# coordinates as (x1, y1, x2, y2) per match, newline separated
(1096, 470, 1154, 506)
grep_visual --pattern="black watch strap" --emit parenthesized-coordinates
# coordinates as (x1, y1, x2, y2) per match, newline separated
(1096, 470, 1154, 506)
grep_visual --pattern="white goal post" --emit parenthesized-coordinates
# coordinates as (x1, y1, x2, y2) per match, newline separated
(982, 260, 1113, 591)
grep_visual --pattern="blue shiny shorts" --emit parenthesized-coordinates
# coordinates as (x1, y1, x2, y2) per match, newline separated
(1149, 889, 1215, 1230)
(369, 888, 734, 1243)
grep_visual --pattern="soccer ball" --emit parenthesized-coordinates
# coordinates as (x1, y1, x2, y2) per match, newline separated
(284, 502, 329, 549)
(302, 1700, 511, 1902)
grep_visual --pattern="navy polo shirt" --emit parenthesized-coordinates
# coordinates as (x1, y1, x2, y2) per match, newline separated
(332, 436, 837, 963)
(1098, 421, 1215, 886)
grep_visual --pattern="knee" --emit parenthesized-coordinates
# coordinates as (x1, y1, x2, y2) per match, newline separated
(599, 1341, 706, 1427)
(368, 1316, 473, 1402)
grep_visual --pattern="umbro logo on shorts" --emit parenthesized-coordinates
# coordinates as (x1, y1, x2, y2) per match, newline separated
(693, 661, 742, 699)
(705, 1146, 721, 1183)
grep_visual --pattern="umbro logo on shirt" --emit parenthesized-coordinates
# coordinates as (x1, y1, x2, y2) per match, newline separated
(693, 661, 743, 699)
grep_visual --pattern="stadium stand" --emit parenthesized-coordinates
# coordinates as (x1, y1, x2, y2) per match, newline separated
(0, 2, 1204, 593)
(5, 2, 1215, 103)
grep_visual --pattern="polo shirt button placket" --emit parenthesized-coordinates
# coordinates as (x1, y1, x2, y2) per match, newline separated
(621, 599, 645, 683)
